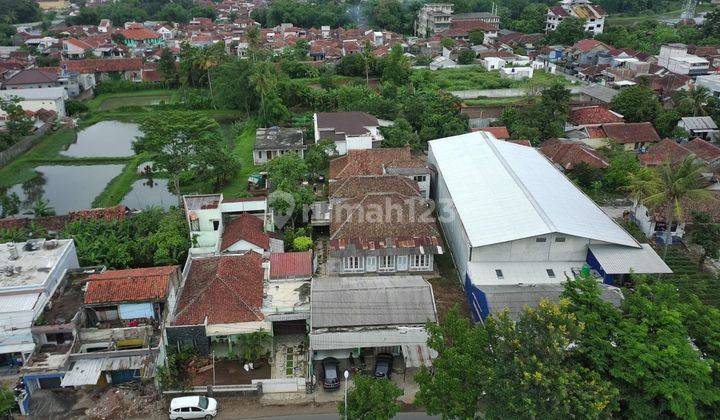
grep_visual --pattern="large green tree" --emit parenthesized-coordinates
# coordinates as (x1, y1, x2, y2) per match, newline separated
(501, 83, 571, 144)
(338, 374, 403, 420)
(546, 17, 587, 45)
(416, 301, 616, 419)
(134, 112, 239, 205)
(610, 80, 661, 123)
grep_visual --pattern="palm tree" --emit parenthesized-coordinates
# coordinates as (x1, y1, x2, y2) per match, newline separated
(249, 63, 276, 125)
(629, 155, 712, 248)
(674, 85, 711, 117)
(246, 26, 261, 61)
(31, 198, 54, 217)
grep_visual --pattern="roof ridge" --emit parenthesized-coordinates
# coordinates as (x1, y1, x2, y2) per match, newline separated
(486, 139, 557, 233)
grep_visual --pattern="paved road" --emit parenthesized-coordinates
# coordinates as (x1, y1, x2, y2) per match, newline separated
(256, 412, 440, 420)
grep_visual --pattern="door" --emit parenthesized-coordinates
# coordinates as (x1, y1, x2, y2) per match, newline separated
(366, 256, 377, 272)
(396, 255, 408, 271)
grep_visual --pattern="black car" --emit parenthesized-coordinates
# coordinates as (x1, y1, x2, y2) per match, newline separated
(374, 353, 393, 379)
(322, 357, 340, 390)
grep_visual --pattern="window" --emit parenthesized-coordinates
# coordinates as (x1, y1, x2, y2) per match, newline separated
(212, 220, 220, 231)
(343, 256, 363, 272)
(190, 219, 200, 231)
(555, 237, 566, 243)
(495, 269, 504, 279)
(258, 151, 262, 159)
(536, 237, 547, 243)
(366, 256, 377, 272)
(546, 269, 556, 278)
(413, 175, 427, 183)
(410, 254, 430, 270)
(379, 255, 395, 272)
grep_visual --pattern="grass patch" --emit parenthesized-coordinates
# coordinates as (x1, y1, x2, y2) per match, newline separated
(218, 122, 258, 197)
(92, 154, 148, 208)
(86, 89, 176, 112)
(464, 96, 528, 106)
(429, 244, 471, 321)
(415, 67, 567, 92)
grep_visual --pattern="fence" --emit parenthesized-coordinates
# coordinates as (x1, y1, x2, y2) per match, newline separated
(162, 384, 260, 397)
(0, 122, 52, 166)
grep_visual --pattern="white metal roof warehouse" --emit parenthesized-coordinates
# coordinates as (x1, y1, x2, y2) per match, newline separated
(428, 133, 671, 321)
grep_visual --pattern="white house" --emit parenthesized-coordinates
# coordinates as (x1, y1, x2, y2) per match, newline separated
(0, 240, 79, 370)
(546, 0, 607, 35)
(428, 132, 672, 321)
(501, 66, 534, 80)
(482, 56, 505, 70)
(182, 194, 275, 255)
(678, 116, 719, 142)
(696, 74, 720, 98)
(0, 87, 68, 118)
(658, 43, 710, 76)
(313, 112, 383, 155)
(253, 127, 306, 165)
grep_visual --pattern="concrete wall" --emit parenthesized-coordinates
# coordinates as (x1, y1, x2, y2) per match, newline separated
(0, 123, 52, 166)
(470, 234, 592, 262)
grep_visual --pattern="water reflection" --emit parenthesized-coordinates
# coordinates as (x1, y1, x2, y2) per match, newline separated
(61, 121, 142, 158)
(121, 178, 177, 211)
(2, 165, 125, 215)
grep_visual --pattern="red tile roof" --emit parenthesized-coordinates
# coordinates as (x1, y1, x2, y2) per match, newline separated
(684, 138, 720, 162)
(4, 68, 58, 86)
(84, 266, 178, 304)
(172, 253, 264, 325)
(572, 39, 610, 53)
(549, 6, 570, 17)
(61, 58, 142, 73)
(638, 138, 691, 166)
(477, 126, 510, 139)
(540, 138, 609, 170)
(220, 213, 270, 251)
(328, 148, 426, 179)
(119, 27, 161, 40)
(270, 251, 313, 279)
(586, 126, 607, 139)
(570, 106, 624, 126)
(601, 122, 660, 144)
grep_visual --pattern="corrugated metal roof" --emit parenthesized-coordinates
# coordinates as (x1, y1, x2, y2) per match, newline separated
(681, 116, 718, 131)
(311, 276, 436, 329)
(61, 358, 104, 387)
(310, 328, 429, 350)
(401, 344, 437, 368)
(428, 133, 639, 248)
(61, 356, 151, 387)
(588, 244, 673, 274)
(478, 283, 623, 320)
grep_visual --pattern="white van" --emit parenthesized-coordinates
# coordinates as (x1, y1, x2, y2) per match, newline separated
(169, 396, 218, 419)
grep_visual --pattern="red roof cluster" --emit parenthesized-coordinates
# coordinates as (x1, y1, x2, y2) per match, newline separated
(61, 58, 142, 73)
(572, 39, 611, 53)
(270, 251, 313, 279)
(84, 266, 178, 305)
(220, 213, 270, 251)
(119, 27, 161, 41)
(601, 122, 661, 144)
(640, 138, 720, 166)
(173, 253, 264, 325)
(329, 148, 426, 179)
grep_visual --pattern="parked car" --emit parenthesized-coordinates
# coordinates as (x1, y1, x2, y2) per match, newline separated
(374, 353, 393, 379)
(322, 357, 341, 390)
(169, 396, 218, 419)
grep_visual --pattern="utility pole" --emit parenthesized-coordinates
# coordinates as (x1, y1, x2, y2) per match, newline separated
(343, 370, 349, 420)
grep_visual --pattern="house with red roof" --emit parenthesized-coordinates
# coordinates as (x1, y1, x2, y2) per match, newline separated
(60, 58, 143, 82)
(578, 122, 661, 151)
(166, 252, 269, 357)
(118, 28, 163, 48)
(540, 138, 609, 170)
(220, 213, 283, 254)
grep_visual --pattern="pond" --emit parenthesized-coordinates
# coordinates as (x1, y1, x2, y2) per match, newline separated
(98, 94, 173, 111)
(3, 164, 125, 216)
(121, 178, 178, 211)
(61, 121, 142, 158)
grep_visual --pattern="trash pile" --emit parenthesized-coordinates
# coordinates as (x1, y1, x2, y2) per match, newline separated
(86, 384, 161, 420)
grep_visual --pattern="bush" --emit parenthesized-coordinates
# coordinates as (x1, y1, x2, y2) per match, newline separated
(66, 100, 89, 116)
(292, 236, 313, 251)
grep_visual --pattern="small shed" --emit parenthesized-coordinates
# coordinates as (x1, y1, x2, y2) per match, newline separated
(253, 127, 305, 165)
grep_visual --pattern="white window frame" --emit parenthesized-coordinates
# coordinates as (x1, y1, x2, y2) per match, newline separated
(396, 255, 409, 271)
(409, 254, 431, 271)
(366, 256, 377, 272)
(378, 255, 395, 272)
(343, 256, 364, 272)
